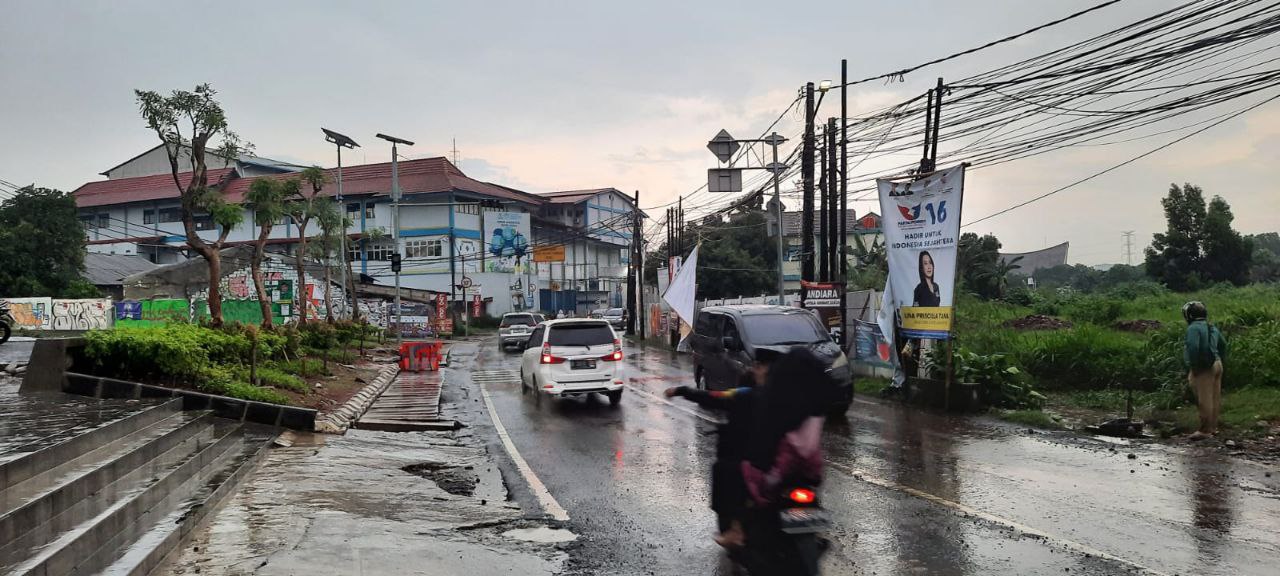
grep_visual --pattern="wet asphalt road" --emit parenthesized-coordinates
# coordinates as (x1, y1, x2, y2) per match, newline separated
(467, 338, 1280, 576)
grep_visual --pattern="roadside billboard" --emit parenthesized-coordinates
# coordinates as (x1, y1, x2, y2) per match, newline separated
(485, 212, 531, 273)
(800, 280, 843, 342)
(876, 164, 965, 339)
(533, 245, 565, 262)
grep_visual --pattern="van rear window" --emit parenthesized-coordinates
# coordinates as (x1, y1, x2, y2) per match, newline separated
(741, 314, 827, 345)
(500, 314, 536, 327)
(548, 323, 614, 346)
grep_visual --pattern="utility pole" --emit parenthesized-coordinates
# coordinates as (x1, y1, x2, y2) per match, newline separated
(840, 59, 849, 350)
(376, 133, 414, 338)
(801, 82, 816, 284)
(1122, 230, 1135, 265)
(628, 190, 640, 336)
(827, 117, 838, 279)
(818, 122, 828, 282)
(677, 195, 684, 256)
(769, 133, 786, 302)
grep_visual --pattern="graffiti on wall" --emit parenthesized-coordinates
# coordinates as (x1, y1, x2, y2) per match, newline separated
(49, 299, 113, 330)
(4, 297, 52, 329)
(115, 299, 190, 327)
(359, 299, 388, 329)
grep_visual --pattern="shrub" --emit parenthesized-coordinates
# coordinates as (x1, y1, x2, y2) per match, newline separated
(275, 357, 328, 377)
(195, 365, 291, 405)
(1016, 325, 1146, 390)
(84, 325, 212, 381)
(1004, 286, 1042, 307)
(1063, 295, 1125, 326)
(930, 346, 1044, 409)
(255, 366, 308, 393)
(299, 322, 338, 350)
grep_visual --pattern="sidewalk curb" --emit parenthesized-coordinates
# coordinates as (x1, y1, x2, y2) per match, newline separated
(315, 363, 400, 434)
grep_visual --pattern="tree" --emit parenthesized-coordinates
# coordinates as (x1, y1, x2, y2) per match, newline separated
(847, 233, 887, 291)
(245, 177, 298, 328)
(135, 84, 249, 327)
(1145, 183, 1252, 290)
(285, 167, 327, 324)
(687, 212, 778, 300)
(958, 232, 1004, 299)
(309, 202, 349, 323)
(0, 187, 98, 297)
(977, 255, 1022, 299)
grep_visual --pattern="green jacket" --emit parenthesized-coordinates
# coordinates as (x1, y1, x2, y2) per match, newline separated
(1184, 320, 1227, 371)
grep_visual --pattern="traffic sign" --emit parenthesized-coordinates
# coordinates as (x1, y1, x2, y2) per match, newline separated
(461, 276, 473, 289)
(707, 129, 740, 164)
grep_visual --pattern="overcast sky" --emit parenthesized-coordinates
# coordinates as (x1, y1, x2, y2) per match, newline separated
(2, 0, 1276, 265)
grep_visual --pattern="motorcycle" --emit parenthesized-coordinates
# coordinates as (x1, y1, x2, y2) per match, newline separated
(0, 300, 13, 345)
(734, 485, 830, 575)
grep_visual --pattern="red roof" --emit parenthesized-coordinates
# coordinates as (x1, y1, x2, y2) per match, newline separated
(222, 157, 545, 204)
(74, 168, 236, 208)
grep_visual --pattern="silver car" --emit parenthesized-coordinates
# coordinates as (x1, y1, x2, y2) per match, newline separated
(602, 307, 626, 330)
(498, 312, 539, 350)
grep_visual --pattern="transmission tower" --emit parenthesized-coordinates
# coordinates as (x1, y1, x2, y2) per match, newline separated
(451, 138, 460, 168)
(1122, 231, 1135, 265)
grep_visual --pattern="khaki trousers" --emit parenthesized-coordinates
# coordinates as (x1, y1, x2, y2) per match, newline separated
(1188, 360, 1223, 434)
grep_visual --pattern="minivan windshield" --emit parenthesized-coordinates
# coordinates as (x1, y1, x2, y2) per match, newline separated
(500, 314, 536, 327)
(741, 314, 828, 345)
(548, 323, 614, 346)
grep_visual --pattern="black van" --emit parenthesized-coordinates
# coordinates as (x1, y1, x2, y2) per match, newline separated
(689, 305, 853, 413)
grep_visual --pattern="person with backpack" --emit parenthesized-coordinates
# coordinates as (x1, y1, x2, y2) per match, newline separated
(1183, 301, 1228, 439)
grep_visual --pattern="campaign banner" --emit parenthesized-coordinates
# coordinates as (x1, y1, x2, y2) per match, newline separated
(853, 320, 894, 368)
(800, 280, 843, 343)
(877, 164, 965, 339)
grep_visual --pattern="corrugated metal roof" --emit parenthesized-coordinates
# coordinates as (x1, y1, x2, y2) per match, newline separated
(82, 253, 158, 286)
(222, 157, 546, 205)
(73, 168, 237, 208)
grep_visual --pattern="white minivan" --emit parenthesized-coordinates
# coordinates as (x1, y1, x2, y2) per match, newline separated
(518, 319, 624, 405)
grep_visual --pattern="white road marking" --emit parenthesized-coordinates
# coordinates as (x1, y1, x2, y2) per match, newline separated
(475, 371, 570, 522)
(633, 382, 1169, 576)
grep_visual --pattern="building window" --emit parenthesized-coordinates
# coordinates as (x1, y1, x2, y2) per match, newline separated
(348, 244, 361, 263)
(98, 214, 111, 228)
(346, 203, 359, 221)
(193, 214, 216, 231)
(366, 241, 395, 261)
(456, 203, 478, 215)
(364, 204, 376, 219)
(143, 209, 156, 224)
(405, 238, 443, 258)
(80, 215, 98, 229)
(158, 208, 182, 223)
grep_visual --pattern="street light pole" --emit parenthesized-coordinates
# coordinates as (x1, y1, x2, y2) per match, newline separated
(376, 133, 414, 338)
(322, 128, 359, 321)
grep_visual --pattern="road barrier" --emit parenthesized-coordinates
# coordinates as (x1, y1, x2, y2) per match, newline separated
(399, 341, 443, 372)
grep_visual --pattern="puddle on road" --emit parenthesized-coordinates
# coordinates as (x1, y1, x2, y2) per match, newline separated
(402, 462, 480, 496)
(503, 525, 579, 543)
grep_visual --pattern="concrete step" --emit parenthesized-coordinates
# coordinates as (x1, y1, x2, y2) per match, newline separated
(97, 425, 275, 576)
(0, 410, 215, 547)
(0, 419, 244, 576)
(0, 398, 181, 491)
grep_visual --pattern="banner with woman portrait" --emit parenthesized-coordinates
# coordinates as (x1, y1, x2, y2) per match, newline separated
(876, 164, 965, 339)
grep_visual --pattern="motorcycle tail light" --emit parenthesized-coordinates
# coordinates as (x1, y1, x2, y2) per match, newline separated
(788, 488, 816, 504)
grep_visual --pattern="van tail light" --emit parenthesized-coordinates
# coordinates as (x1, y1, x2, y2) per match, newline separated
(600, 338, 623, 361)
(788, 488, 816, 505)
(540, 343, 566, 364)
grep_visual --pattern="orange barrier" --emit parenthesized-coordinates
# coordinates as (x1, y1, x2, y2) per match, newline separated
(399, 341, 444, 372)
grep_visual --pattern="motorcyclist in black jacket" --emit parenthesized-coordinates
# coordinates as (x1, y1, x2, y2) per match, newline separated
(664, 347, 780, 547)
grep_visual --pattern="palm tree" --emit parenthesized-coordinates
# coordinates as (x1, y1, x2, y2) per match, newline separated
(978, 255, 1023, 299)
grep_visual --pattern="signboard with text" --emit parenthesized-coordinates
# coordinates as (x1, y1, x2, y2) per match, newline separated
(533, 244, 566, 262)
(876, 164, 965, 339)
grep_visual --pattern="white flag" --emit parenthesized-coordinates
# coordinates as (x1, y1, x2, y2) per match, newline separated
(662, 244, 698, 326)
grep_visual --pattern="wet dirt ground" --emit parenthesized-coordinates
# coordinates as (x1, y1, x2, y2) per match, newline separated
(469, 339, 1280, 576)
